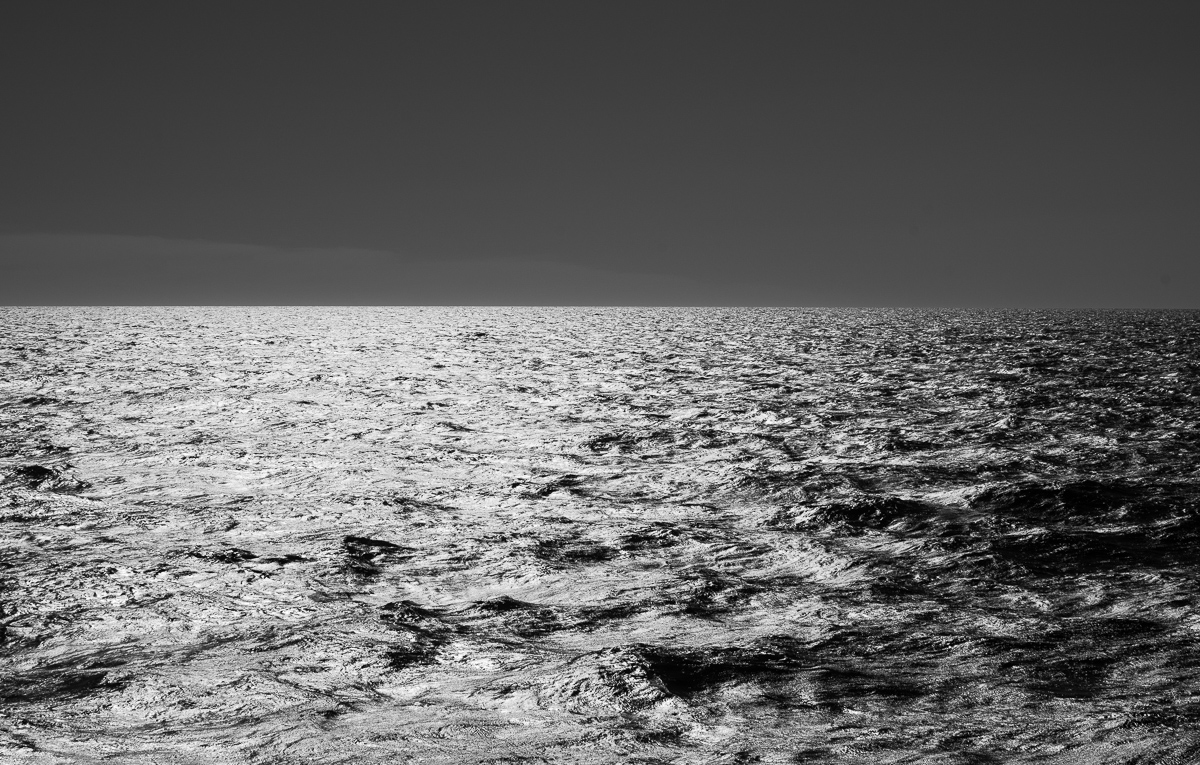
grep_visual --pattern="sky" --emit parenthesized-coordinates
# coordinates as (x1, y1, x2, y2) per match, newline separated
(2, 1, 1197, 306)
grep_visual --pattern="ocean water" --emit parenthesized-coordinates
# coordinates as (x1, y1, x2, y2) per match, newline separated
(2, 307, 1199, 764)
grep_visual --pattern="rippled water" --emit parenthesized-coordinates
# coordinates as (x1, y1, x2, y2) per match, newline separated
(2, 307, 1199, 763)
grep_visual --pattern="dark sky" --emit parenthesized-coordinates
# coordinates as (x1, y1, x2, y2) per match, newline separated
(2, 1, 1197, 306)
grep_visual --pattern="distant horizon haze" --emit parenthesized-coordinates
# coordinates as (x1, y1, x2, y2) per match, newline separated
(0, 233, 1193, 308)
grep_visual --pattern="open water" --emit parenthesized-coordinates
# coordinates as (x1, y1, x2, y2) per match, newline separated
(2, 307, 1199, 763)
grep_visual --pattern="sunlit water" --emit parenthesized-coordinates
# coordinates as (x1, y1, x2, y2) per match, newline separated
(2, 307, 1199, 764)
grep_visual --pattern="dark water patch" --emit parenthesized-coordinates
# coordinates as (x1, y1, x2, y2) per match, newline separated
(467, 595, 535, 613)
(2, 464, 90, 493)
(458, 596, 571, 637)
(739, 467, 850, 496)
(533, 536, 615, 564)
(2, 669, 119, 701)
(638, 639, 810, 698)
(804, 494, 928, 532)
(377, 601, 456, 665)
(985, 526, 1187, 574)
(769, 493, 929, 534)
(1075, 616, 1170, 641)
(519, 474, 588, 498)
(945, 478, 1200, 574)
(878, 431, 941, 452)
(187, 547, 258, 564)
(575, 602, 646, 622)
(17, 395, 59, 407)
(380, 599, 446, 626)
(981, 617, 1175, 699)
(1, 652, 131, 702)
(970, 479, 1154, 525)
(685, 427, 740, 450)
(343, 535, 411, 558)
(808, 625, 968, 666)
(25, 440, 71, 457)
(867, 570, 930, 598)
(381, 495, 456, 515)
(1031, 616, 1172, 654)
(535, 638, 811, 712)
(584, 433, 641, 452)
(808, 666, 927, 707)
(0, 511, 47, 523)
(342, 535, 414, 578)
(1024, 656, 1114, 699)
(1118, 700, 1200, 729)
(383, 637, 441, 669)
(617, 522, 691, 551)
(661, 568, 765, 616)
(257, 553, 311, 566)
(583, 428, 691, 455)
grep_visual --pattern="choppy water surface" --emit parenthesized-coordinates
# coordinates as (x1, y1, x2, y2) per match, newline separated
(2, 307, 1200, 764)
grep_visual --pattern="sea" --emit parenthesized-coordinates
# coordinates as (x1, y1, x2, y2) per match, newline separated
(2, 307, 1199, 763)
